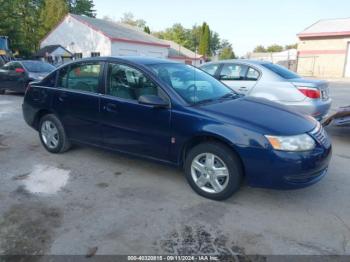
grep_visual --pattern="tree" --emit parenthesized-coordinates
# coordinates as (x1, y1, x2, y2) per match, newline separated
(0, 0, 43, 57)
(219, 40, 236, 60)
(198, 22, 210, 56)
(154, 22, 221, 56)
(39, 0, 68, 40)
(68, 0, 96, 17)
(285, 43, 298, 50)
(144, 26, 151, 34)
(120, 12, 146, 28)
(210, 31, 220, 55)
(266, 44, 283, 52)
(155, 23, 191, 49)
(253, 45, 266, 52)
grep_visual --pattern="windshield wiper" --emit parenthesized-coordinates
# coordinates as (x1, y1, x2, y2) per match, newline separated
(192, 98, 217, 106)
(218, 92, 239, 100)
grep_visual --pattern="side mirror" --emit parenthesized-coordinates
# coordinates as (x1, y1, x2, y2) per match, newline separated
(138, 95, 169, 108)
(15, 68, 25, 73)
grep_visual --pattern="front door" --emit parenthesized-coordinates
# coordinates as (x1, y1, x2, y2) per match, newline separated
(100, 62, 171, 160)
(52, 61, 104, 144)
(219, 63, 259, 95)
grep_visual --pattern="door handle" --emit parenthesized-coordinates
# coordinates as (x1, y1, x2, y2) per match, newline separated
(239, 87, 248, 91)
(104, 103, 118, 113)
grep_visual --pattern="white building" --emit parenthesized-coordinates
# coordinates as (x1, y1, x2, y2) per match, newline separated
(41, 14, 170, 60)
(163, 40, 205, 66)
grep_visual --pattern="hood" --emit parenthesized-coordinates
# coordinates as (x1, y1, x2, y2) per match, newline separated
(197, 97, 317, 136)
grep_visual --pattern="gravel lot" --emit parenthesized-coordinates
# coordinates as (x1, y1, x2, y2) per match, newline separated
(0, 82, 349, 257)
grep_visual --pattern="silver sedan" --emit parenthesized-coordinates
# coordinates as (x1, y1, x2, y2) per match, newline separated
(199, 60, 331, 120)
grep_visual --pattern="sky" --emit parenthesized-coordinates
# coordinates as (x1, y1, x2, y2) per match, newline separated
(94, 0, 350, 56)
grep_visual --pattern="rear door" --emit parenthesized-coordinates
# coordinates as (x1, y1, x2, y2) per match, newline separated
(100, 62, 172, 160)
(52, 61, 104, 144)
(218, 63, 259, 95)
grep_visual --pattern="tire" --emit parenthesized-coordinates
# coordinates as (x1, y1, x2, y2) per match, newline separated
(39, 114, 71, 153)
(184, 142, 243, 200)
(0, 89, 5, 95)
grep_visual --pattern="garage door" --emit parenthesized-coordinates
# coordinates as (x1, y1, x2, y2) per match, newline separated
(118, 49, 138, 56)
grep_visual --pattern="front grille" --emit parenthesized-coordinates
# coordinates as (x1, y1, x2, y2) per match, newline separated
(284, 169, 327, 184)
(309, 123, 330, 147)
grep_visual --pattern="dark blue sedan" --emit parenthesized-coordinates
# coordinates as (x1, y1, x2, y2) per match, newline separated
(22, 57, 332, 200)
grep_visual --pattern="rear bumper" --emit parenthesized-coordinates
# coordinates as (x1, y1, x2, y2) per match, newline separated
(285, 98, 332, 121)
(22, 103, 37, 129)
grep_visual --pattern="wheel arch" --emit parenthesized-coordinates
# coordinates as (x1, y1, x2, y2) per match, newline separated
(181, 133, 245, 176)
(33, 109, 55, 130)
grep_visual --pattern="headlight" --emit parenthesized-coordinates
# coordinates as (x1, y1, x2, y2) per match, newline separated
(265, 134, 316, 151)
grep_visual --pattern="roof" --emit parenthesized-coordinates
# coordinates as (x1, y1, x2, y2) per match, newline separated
(35, 45, 72, 57)
(70, 14, 170, 48)
(54, 56, 179, 68)
(298, 18, 350, 38)
(162, 40, 203, 60)
(202, 59, 270, 65)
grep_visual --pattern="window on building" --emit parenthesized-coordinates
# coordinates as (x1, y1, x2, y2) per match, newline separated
(107, 63, 159, 100)
(74, 53, 83, 59)
(91, 52, 100, 57)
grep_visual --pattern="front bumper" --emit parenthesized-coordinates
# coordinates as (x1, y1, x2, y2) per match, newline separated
(238, 127, 332, 189)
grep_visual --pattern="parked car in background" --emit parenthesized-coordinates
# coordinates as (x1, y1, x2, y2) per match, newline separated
(23, 57, 331, 200)
(0, 60, 55, 94)
(200, 60, 331, 120)
(323, 105, 350, 127)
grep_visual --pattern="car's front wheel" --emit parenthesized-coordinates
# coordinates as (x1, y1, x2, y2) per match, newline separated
(184, 142, 243, 200)
(0, 89, 5, 95)
(39, 114, 71, 153)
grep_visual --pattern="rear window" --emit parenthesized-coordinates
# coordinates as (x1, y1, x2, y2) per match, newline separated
(262, 63, 300, 79)
(22, 61, 55, 73)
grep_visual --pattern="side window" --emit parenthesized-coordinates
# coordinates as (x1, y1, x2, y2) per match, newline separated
(220, 64, 248, 81)
(201, 64, 219, 76)
(41, 72, 57, 87)
(107, 63, 159, 100)
(57, 66, 69, 88)
(58, 63, 101, 93)
(246, 67, 260, 81)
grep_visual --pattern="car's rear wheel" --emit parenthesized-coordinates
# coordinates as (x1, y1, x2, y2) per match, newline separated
(184, 142, 243, 200)
(39, 114, 71, 153)
(0, 89, 5, 95)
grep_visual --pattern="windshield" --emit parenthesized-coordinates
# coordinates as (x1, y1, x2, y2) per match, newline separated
(22, 61, 55, 73)
(262, 63, 300, 79)
(148, 63, 235, 104)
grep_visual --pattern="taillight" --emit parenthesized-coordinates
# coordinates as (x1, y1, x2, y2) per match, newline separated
(297, 87, 320, 99)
